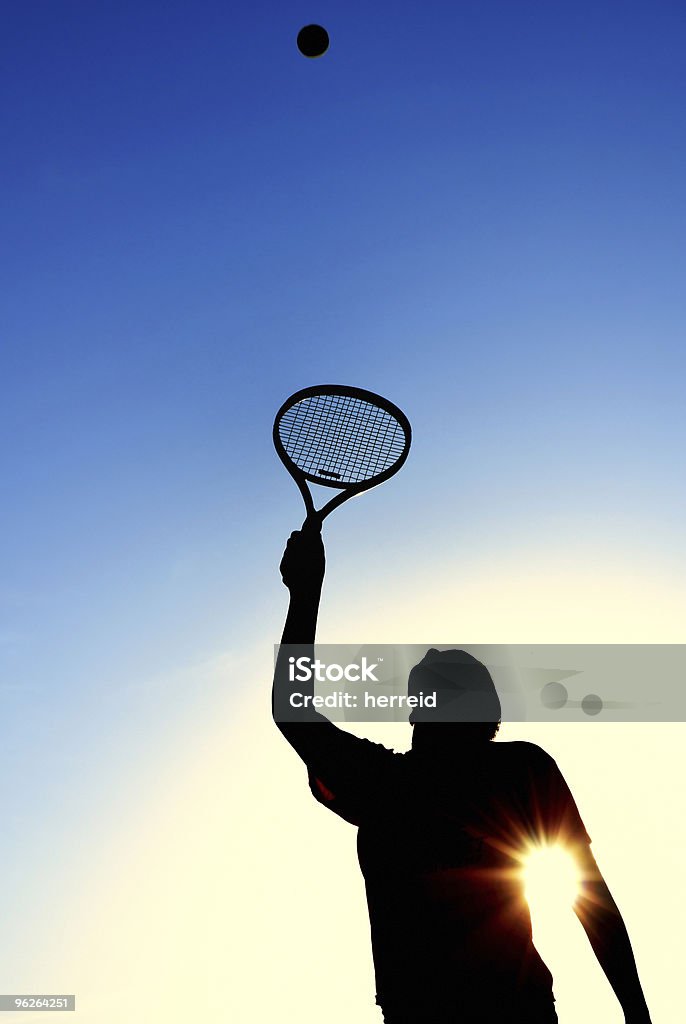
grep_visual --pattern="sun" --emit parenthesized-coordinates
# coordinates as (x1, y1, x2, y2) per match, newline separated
(523, 844, 580, 914)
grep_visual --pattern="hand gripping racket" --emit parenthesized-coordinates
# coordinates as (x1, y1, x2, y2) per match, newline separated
(273, 384, 412, 530)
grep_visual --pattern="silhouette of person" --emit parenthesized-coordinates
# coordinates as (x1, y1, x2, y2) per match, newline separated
(273, 525, 653, 1024)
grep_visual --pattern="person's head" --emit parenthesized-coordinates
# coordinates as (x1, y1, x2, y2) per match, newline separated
(408, 649, 501, 755)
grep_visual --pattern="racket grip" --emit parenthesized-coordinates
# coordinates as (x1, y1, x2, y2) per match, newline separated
(301, 512, 323, 533)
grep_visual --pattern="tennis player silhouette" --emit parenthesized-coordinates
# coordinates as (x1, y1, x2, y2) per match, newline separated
(273, 525, 653, 1024)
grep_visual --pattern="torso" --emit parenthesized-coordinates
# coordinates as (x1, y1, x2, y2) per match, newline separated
(356, 742, 555, 1014)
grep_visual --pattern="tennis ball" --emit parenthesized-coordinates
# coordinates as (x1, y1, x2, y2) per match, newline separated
(297, 24, 329, 58)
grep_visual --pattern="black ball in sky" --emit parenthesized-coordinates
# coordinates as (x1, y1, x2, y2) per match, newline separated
(297, 24, 329, 58)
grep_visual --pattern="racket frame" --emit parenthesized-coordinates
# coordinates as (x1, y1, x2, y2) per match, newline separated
(273, 383, 412, 526)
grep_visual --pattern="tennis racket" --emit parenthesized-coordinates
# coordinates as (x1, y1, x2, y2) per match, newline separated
(273, 384, 412, 530)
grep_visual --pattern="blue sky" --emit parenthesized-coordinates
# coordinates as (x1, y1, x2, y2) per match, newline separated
(3, 0, 684, 666)
(1, 3, 685, 1019)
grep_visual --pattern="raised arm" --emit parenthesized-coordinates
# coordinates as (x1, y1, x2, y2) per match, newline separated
(572, 842, 652, 1024)
(272, 520, 341, 757)
(272, 523, 395, 814)
(272, 519, 325, 717)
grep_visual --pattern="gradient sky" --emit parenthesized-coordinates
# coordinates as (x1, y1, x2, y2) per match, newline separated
(1, 2, 685, 1022)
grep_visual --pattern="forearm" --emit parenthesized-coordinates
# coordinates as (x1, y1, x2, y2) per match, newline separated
(575, 881, 651, 1020)
(272, 586, 322, 726)
(281, 587, 322, 646)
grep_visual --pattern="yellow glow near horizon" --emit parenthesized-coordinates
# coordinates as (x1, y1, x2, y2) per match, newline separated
(523, 845, 580, 915)
(9, 540, 682, 1024)
(326, 541, 686, 644)
(17, 675, 681, 1024)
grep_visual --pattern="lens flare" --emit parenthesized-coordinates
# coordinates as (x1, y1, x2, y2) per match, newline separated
(523, 844, 580, 912)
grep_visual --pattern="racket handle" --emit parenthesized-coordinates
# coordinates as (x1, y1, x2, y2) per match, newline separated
(301, 512, 323, 533)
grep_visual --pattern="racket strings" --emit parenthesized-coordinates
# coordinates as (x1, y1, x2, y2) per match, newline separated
(278, 393, 407, 484)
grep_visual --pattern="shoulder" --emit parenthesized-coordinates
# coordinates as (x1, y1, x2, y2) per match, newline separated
(309, 729, 403, 784)
(308, 740, 406, 826)
(496, 739, 551, 759)
(348, 735, 403, 763)
(364, 740, 408, 778)
(496, 740, 558, 771)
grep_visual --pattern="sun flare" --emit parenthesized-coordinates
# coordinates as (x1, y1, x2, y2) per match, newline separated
(523, 844, 580, 913)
